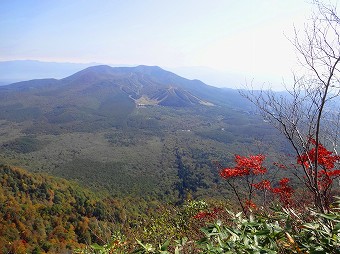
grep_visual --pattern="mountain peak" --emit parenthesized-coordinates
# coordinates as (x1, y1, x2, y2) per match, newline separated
(76, 65, 114, 75)
(135, 65, 163, 71)
(69, 65, 168, 79)
(85, 65, 113, 71)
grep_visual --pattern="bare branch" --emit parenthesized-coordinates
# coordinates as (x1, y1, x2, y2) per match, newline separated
(241, 0, 340, 213)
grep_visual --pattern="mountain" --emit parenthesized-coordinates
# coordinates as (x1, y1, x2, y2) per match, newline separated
(0, 65, 254, 141)
(0, 65, 286, 202)
(0, 60, 240, 90)
(0, 65, 249, 115)
(59, 65, 215, 107)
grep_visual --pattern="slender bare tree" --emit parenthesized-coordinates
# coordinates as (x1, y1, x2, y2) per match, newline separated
(242, 0, 340, 213)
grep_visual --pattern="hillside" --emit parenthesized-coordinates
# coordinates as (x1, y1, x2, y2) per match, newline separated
(0, 65, 288, 202)
(0, 164, 124, 253)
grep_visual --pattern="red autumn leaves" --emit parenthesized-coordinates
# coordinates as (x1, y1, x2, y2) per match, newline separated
(193, 208, 222, 220)
(192, 138, 340, 219)
(271, 178, 294, 206)
(219, 154, 294, 208)
(297, 139, 340, 191)
(218, 138, 340, 210)
(219, 155, 267, 178)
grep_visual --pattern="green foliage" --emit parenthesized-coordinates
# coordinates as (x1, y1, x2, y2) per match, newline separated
(292, 199, 340, 253)
(198, 212, 285, 253)
(175, 150, 209, 202)
(75, 231, 128, 254)
(134, 200, 210, 245)
(197, 204, 340, 253)
(0, 104, 42, 122)
(132, 239, 171, 254)
(127, 201, 340, 253)
(2, 136, 47, 153)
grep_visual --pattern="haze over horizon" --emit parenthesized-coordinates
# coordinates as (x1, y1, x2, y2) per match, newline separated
(0, 0, 326, 90)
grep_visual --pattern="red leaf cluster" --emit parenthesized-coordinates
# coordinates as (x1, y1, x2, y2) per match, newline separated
(193, 208, 221, 220)
(252, 178, 294, 206)
(297, 138, 340, 191)
(219, 154, 295, 207)
(252, 179, 271, 190)
(219, 139, 339, 211)
(219, 154, 267, 179)
(244, 199, 257, 210)
(297, 139, 340, 170)
(271, 178, 294, 206)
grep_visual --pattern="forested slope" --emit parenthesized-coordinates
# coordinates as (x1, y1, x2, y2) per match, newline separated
(0, 164, 127, 253)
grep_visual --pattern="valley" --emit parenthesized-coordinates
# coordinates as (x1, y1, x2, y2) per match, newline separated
(0, 65, 288, 201)
(0, 65, 313, 253)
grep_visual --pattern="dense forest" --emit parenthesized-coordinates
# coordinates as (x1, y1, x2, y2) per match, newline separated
(0, 164, 123, 253)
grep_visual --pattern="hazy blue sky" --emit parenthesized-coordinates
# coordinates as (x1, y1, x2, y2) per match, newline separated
(0, 0, 318, 88)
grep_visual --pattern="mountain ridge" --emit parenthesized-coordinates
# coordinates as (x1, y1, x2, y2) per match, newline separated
(1, 64, 234, 108)
(0, 60, 235, 87)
